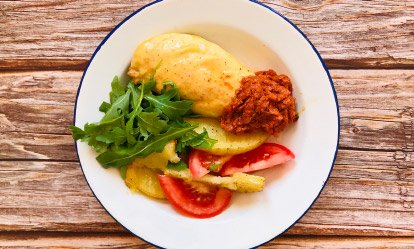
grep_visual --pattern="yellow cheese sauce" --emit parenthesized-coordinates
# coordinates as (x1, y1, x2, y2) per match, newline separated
(128, 33, 253, 117)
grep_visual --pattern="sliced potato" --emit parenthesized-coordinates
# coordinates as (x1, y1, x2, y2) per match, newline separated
(164, 169, 265, 193)
(186, 118, 268, 155)
(129, 140, 179, 170)
(125, 166, 165, 199)
(231, 172, 265, 192)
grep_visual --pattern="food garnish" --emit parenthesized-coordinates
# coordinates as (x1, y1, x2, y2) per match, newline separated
(71, 76, 216, 174)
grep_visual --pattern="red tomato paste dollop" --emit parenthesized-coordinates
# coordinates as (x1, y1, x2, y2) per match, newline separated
(220, 70, 298, 136)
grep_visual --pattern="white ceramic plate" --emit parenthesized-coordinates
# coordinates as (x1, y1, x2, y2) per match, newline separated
(74, 0, 339, 248)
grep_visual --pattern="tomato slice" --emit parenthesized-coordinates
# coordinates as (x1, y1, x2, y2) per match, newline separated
(189, 149, 230, 178)
(158, 175, 232, 218)
(220, 143, 295, 176)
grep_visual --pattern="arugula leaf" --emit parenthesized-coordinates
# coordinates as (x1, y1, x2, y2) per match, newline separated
(135, 78, 155, 107)
(125, 113, 138, 145)
(166, 161, 188, 171)
(101, 89, 131, 122)
(88, 138, 109, 153)
(125, 82, 141, 145)
(109, 76, 126, 103)
(144, 84, 192, 120)
(184, 113, 201, 118)
(142, 77, 157, 94)
(120, 165, 128, 180)
(176, 128, 217, 153)
(70, 126, 87, 140)
(128, 81, 140, 109)
(160, 81, 180, 99)
(208, 164, 220, 171)
(99, 101, 111, 113)
(71, 75, 216, 174)
(189, 128, 217, 149)
(84, 115, 124, 136)
(137, 112, 168, 135)
(95, 127, 126, 146)
(125, 113, 138, 144)
(96, 125, 196, 168)
(72, 116, 125, 154)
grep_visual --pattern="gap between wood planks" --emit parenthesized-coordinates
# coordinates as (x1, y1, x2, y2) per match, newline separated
(0, 231, 413, 239)
(1, 231, 413, 238)
(0, 232, 413, 249)
(1, 1, 413, 71)
(0, 60, 413, 72)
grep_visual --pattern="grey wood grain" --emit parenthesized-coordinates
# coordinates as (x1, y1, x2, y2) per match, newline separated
(0, 0, 413, 70)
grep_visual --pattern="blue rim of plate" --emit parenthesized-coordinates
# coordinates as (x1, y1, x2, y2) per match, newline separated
(72, 0, 340, 248)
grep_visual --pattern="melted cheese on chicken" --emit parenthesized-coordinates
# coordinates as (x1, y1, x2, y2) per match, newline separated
(128, 33, 252, 117)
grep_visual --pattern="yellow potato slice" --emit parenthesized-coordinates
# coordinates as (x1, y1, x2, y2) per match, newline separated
(187, 118, 268, 155)
(129, 141, 179, 170)
(125, 166, 165, 199)
(164, 169, 265, 193)
(231, 172, 265, 193)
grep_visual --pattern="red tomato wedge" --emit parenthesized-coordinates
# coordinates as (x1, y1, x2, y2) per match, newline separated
(158, 175, 232, 218)
(189, 149, 230, 178)
(220, 143, 295, 176)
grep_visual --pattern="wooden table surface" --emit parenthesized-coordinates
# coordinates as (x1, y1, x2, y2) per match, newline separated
(0, 0, 413, 248)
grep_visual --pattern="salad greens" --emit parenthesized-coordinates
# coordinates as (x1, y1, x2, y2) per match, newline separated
(166, 161, 188, 171)
(71, 76, 216, 169)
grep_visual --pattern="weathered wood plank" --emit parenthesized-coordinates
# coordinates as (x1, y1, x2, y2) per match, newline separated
(264, 236, 414, 249)
(0, 161, 123, 232)
(311, 149, 414, 213)
(0, 70, 412, 160)
(0, 132, 76, 161)
(334, 69, 414, 152)
(0, 234, 413, 249)
(0, 148, 412, 235)
(0, 0, 413, 70)
(0, 71, 76, 134)
(0, 233, 148, 249)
